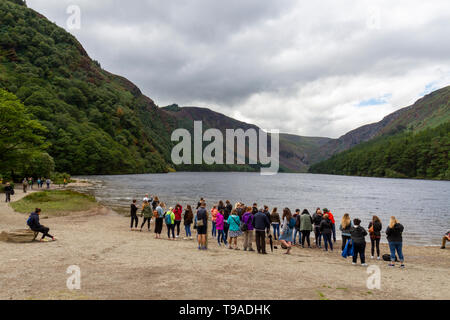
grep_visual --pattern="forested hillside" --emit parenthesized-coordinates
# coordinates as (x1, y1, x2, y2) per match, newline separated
(309, 122, 450, 180)
(0, 0, 174, 176)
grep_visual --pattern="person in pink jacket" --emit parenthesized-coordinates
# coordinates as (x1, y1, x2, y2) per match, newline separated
(211, 206, 219, 237)
(216, 210, 228, 247)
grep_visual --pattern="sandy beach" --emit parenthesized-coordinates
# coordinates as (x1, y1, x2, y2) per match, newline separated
(0, 185, 449, 300)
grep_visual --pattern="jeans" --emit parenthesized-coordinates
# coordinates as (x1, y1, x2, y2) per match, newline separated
(272, 224, 280, 239)
(167, 224, 175, 238)
(388, 241, 404, 262)
(140, 218, 150, 230)
(5, 192, 10, 202)
(212, 221, 217, 237)
(32, 226, 53, 240)
(331, 223, 336, 242)
(174, 220, 181, 236)
(217, 229, 227, 245)
(342, 235, 351, 251)
(293, 229, 302, 244)
(185, 225, 192, 237)
(323, 233, 333, 251)
(314, 226, 321, 247)
(223, 223, 229, 241)
(255, 230, 267, 253)
(371, 237, 381, 257)
(130, 215, 138, 228)
(353, 242, 366, 264)
(301, 230, 311, 247)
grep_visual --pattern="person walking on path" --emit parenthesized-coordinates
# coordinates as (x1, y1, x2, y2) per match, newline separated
(173, 204, 183, 238)
(368, 215, 382, 259)
(154, 202, 165, 239)
(139, 200, 153, 232)
(312, 208, 323, 248)
(196, 202, 208, 250)
(242, 207, 255, 252)
(227, 209, 242, 250)
(350, 218, 368, 266)
(4, 182, 13, 203)
(164, 207, 176, 240)
(22, 178, 28, 193)
(339, 213, 352, 251)
(183, 205, 194, 240)
(46, 178, 51, 189)
(279, 208, 294, 254)
(300, 209, 313, 248)
(130, 199, 139, 231)
(270, 207, 281, 240)
(386, 216, 405, 268)
(323, 208, 336, 243)
(320, 213, 333, 252)
(27, 208, 56, 242)
(252, 207, 270, 254)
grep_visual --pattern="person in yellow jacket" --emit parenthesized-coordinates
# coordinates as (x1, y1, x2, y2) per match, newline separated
(164, 207, 176, 240)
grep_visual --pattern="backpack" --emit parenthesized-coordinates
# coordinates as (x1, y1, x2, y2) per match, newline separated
(240, 215, 250, 232)
(288, 217, 296, 229)
(165, 212, 172, 224)
(26, 216, 33, 228)
(382, 254, 398, 262)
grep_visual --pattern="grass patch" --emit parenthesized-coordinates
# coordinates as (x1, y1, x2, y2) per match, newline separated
(11, 190, 97, 215)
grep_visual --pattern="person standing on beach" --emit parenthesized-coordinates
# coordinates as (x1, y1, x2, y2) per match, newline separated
(236, 203, 244, 219)
(320, 214, 333, 252)
(323, 208, 336, 243)
(130, 199, 139, 231)
(263, 205, 271, 234)
(252, 203, 258, 215)
(218, 200, 226, 213)
(216, 209, 228, 247)
(293, 209, 301, 245)
(279, 208, 294, 254)
(339, 213, 352, 251)
(164, 207, 176, 240)
(350, 218, 368, 266)
(242, 207, 255, 252)
(227, 209, 242, 250)
(222, 207, 230, 242)
(441, 230, 450, 249)
(210, 206, 218, 237)
(196, 202, 208, 250)
(4, 182, 13, 203)
(312, 208, 323, 248)
(386, 216, 405, 268)
(143, 194, 150, 202)
(183, 205, 194, 240)
(197, 198, 204, 209)
(152, 196, 159, 210)
(173, 204, 183, 238)
(270, 207, 280, 240)
(253, 207, 270, 254)
(300, 209, 313, 248)
(154, 202, 165, 239)
(139, 200, 152, 232)
(368, 215, 382, 259)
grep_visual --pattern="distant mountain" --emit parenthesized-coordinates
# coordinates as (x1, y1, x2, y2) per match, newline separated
(161, 105, 331, 172)
(315, 86, 450, 161)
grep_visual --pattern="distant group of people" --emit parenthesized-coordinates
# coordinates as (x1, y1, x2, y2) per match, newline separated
(22, 177, 52, 192)
(127, 195, 421, 268)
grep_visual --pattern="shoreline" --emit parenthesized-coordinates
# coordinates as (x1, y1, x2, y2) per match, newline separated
(0, 182, 449, 300)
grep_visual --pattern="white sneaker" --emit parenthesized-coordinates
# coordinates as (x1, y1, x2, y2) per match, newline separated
(377, 256, 381, 260)
(362, 263, 368, 266)
(176, 235, 179, 238)
(371, 256, 374, 259)
(352, 262, 356, 265)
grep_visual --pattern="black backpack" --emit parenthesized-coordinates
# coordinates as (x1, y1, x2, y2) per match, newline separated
(382, 254, 398, 262)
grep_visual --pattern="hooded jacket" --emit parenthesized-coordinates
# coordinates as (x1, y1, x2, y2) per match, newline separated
(386, 223, 404, 242)
(300, 211, 313, 232)
(319, 218, 332, 234)
(368, 220, 382, 238)
(270, 212, 281, 224)
(312, 213, 322, 226)
(27, 211, 42, 230)
(242, 211, 254, 231)
(173, 206, 183, 221)
(350, 225, 367, 244)
(216, 212, 225, 230)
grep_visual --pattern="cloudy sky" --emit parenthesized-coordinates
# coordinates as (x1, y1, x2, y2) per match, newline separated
(28, 0, 450, 138)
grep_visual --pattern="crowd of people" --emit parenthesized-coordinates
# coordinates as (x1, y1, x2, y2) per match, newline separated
(21, 177, 52, 192)
(128, 195, 414, 268)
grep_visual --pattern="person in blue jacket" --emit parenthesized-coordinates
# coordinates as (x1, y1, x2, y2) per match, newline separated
(27, 208, 56, 242)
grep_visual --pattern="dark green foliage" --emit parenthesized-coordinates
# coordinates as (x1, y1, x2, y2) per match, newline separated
(0, 1, 173, 175)
(309, 122, 450, 180)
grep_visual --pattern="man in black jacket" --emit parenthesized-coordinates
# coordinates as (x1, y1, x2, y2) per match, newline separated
(252, 208, 270, 254)
(27, 208, 56, 242)
(4, 182, 13, 203)
(350, 218, 367, 266)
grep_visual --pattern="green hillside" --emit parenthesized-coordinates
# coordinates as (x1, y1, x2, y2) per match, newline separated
(309, 122, 450, 180)
(0, 0, 174, 176)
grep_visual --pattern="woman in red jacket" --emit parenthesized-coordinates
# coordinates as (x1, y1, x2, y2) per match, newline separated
(173, 204, 183, 238)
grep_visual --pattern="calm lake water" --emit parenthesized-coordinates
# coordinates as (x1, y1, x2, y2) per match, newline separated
(75, 172, 450, 246)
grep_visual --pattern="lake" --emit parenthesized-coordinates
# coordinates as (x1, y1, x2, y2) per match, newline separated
(75, 172, 450, 246)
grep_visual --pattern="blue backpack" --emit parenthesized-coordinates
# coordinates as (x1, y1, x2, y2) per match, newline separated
(26, 215, 33, 228)
(288, 217, 296, 229)
(165, 212, 172, 224)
